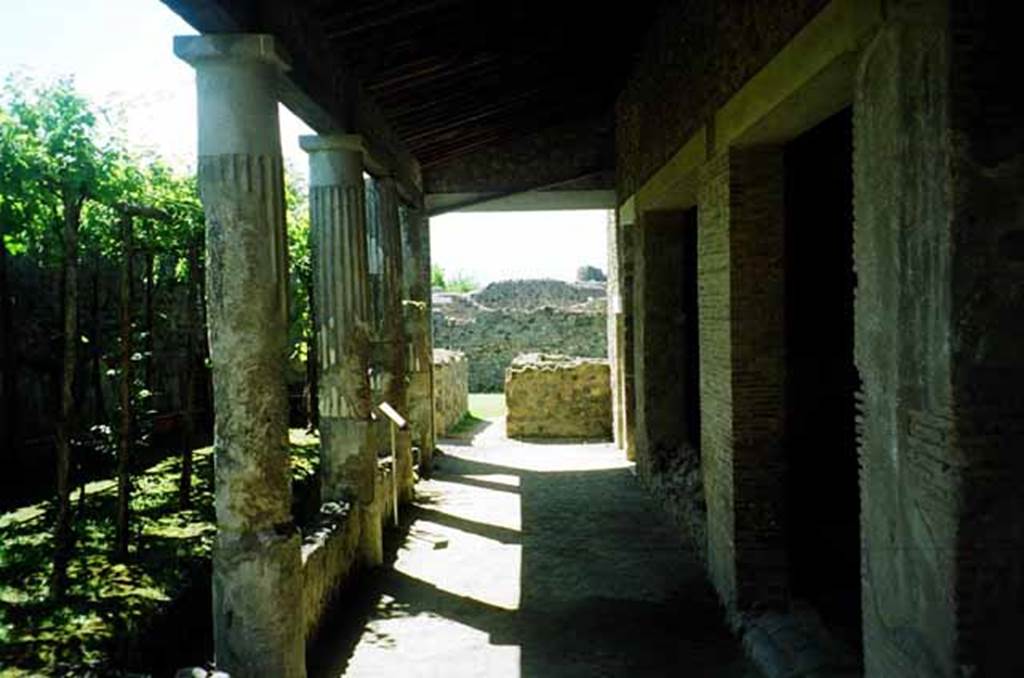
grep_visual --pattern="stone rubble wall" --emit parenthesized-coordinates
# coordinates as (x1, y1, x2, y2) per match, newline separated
(505, 353, 612, 439)
(300, 460, 398, 642)
(432, 349, 468, 436)
(432, 279, 608, 392)
(433, 302, 606, 393)
(471, 278, 605, 311)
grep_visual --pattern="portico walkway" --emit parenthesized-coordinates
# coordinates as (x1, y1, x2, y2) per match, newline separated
(308, 416, 759, 677)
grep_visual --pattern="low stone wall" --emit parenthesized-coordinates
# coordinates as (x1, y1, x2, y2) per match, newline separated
(433, 349, 468, 436)
(300, 460, 398, 643)
(505, 353, 612, 439)
(300, 502, 360, 642)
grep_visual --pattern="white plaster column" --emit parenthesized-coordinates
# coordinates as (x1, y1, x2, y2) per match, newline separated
(300, 134, 381, 566)
(174, 34, 304, 678)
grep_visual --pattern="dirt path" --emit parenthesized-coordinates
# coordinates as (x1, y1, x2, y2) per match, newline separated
(309, 418, 759, 677)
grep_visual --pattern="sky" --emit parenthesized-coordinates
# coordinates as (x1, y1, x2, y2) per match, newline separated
(430, 211, 608, 286)
(0, 0, 608, 285)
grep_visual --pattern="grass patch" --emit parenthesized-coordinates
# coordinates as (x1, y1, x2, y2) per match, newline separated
(468, 393, 506, 420)
(447, 413, 487, 436)
(0, 430, 319, 676)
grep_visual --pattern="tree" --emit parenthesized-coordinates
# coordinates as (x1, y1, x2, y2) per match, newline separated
(431, 264, 477, 293)
(431, 263, 445, 289)
(3, 75, 211, 580)
(284, 168, 316, 432)
(141, 163, 204, 508)
(3, 77, 117, 597)
(0, 99, 43, 466)
(93, 157, 203, 519)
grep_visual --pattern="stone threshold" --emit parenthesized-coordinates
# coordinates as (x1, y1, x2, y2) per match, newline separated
(736, 604, 861, 678)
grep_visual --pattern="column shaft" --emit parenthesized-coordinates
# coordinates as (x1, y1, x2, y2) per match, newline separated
(402, 209, 436, 476)
(301, 134, 379, 565)
(175, 34, 304, 678)
(620, 224, 637, 461)
(377, 178, 414, 500)
(697, 146, 787, 614)
(605, 210, 623, 450)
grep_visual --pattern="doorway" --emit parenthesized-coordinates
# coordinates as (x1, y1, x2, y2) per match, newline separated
(783, 107, 862, 651)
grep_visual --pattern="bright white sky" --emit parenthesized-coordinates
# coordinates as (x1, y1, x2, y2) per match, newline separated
(0, 0, 608, 285)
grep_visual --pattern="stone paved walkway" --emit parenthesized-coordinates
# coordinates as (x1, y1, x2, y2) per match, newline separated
(309, 418, 759, 678)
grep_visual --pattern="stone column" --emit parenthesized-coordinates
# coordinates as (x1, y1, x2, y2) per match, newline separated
(620, 224, 638, 461)
(697, 147, 787, 615)
(174, 34, 304, 677)
(855, 2, 1024, 674)
(401, 208, 436, 477)
(605, 209, 623, 450)
(299, 134, 381, 566)
(364, 180, 387, 459)
(377, 176, 414, 501)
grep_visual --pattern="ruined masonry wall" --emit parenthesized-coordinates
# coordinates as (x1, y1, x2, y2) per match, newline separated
(433, 349, 468, 436)
(505, 353, 612, 439)
(432, 279, 607, 392)
(472, 278, 605, 310)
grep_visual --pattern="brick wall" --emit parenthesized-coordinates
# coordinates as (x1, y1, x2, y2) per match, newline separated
(616, 0, 828, 197)
(697, 152, 738, 610)
(698, 148, 787, 613)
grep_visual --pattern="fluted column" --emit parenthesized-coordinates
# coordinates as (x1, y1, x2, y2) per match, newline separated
(174, 34, 303, 678)
(377, 177, 414, 500)
(401, 208, 435, 476)
(299, 134, 380, 565)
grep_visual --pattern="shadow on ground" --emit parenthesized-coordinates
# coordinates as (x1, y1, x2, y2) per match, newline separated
(307, 429, 757, 677)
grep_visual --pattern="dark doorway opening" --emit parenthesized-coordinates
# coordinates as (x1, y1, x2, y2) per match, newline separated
(783, 107, 862, 652)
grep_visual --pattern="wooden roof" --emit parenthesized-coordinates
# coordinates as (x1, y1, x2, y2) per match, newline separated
(165, 0, 662, 172)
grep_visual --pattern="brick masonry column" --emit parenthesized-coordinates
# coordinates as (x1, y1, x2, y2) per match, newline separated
(697, 147, 787, 615)
(855, 2, 1024, 674)
(401, 208, 436, 476)
(605, 209, 623, 450)
(174, 34, 304, 677)
(299, 134, 381, 567)
(620, 224, 637, 461)
(632, 210, 695, 481)
(377, 177, 414, 501)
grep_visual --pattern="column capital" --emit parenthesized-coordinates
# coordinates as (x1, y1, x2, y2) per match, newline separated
(175, 34, 288, 158)
(299, 133, 365, 155)
(301, 135, 367, 188)
(173, 34, 290, 71)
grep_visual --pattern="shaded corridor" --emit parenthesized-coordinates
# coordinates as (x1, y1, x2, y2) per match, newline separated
(309, 419, 758, 677)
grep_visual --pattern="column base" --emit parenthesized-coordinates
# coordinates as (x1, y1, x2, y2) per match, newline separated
(213, 526, 304, 678)
(358, 499, 384, 568)
(320, 417, 374, 505)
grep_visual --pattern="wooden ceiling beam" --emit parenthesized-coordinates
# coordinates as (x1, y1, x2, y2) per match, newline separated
(399, 90, 544, 144)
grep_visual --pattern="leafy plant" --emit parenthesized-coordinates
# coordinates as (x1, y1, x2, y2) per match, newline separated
(430, 264, 477, 293)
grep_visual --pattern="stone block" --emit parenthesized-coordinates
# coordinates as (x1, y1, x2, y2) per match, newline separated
(505, 353, 612, 439)
(432, 349, 468, 435)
